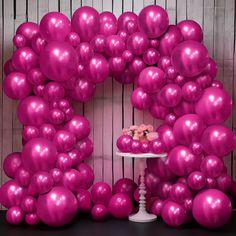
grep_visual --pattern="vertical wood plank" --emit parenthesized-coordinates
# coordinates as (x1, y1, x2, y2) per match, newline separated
(155, 0, 166, 9)
(49, 0, 59, 12)
(59, 0, 71, 17)
(27, 0, 38, 22)
(166, 0, 176, 24)
(176, 0, 187, 22)
(38, 0, 49, 21)
(71, 0, 82, 14)
(187, 0, 203, 25)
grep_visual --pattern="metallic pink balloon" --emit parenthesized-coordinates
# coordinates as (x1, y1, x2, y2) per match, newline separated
(17, 96, 49, 126)
(158, 84, 182, 107)
(173, 100, 195, 117)
(40, 12, 70, 42)
(216, 174, 232, 192)
(91, 182, 112, 206)
(127, 32, 149, 55)
(149, 101, 171, 120)
(205, 178, 217, 189)
(161, 200, 186, 227)
(12, 47, 38, 73)
(6, 206, 24, 225)
(128, 57, 145, 75)
(50, 168, 63, 185)
(195, 87, 232, 125)
(90, 34, 106, 53)
(187, 171, 206, 190)
(149, 39, 159, 48)
(105, 35, 125, 57)
(76, 163, 94, 190)
(39, 123, 56, 140)
(76, 42, 94, 64)
(40, 41, 78, 82)
(76, 189, 92, 212)
(165, 113, 177, 126)
(116, 135, 132, 153)
(138, 67, 166, 93)
(25, 213, 39, 225)
(131, 87, 152, 110)
(37, 186, 77, 227)
(114, 68, 136, 84)
(177, 20, 203, 42)
(99, 12, 117, 36)
(0, 180, 26, 208)
(150, 199, 164, 217)
(76, 137, 93, 159)
(200, 155, 224, 178)
(27, 67, 46, 85)
(189, 142, 203, 155)
(195, 73, 212, 89)
(126, 20, 138, 34)
(175, 74, 186, 87)
(203, 57, 218, 78)
(4, 59, 15, 76)
(182, 81, 202, 102)
(201, 125, 236, 157)
(48, 108, 65, 125)
(108, 193, 133, 219)
(143, 48, 160, 65)
(65, 115, 90, 141)
(117, 30, 129, 42)
(91, 204, 108, 221)
(192, 189, 232, 228)
(21, 195, 37, 213)
(149, 139, 166, 154)
(109, 56, 126, 73)
(56, 153, 72, 171)
(22, 138, 57, 172)
(63, 169, 82, 191)
(122, 50, 134, 62)
(167, 146, 202, 176)
(171, 40, 209, 77)
(144, 171, 161, 196)
(117, 12, 137, 31)
(68, 149, 83, 166)
(15, 167, 31, 187)
(13, 34, 26, 48)
(211, 80, 223, 88)
(33, 84, 45, 97)
(72, 6, 99, 42)
(140, 141, 150, 153)
(159, 25, 183, 56)
(88, 54, 109, 83)
(158, 56, 171, 71)
(31, 35, 47, 54)
(65, 32, 80, 47)
(166, 66, 178, 80)
(43, 82, 65, 102)
(3, 152, 22, 178)
(173, 114, 206, 145)
(170, 183, 191, 203)
(138, 5, 169, 38)
(53, 130, 76, 152)
(16, 22, 40, 45)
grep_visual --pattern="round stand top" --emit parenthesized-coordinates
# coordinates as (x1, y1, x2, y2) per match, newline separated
(116, 152, 167, 159)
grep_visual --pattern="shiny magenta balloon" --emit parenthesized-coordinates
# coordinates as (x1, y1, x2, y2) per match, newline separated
(195, 73, 212, 89)
(138, 5, 169, 38)
(203, 57, 218, 78)
(6, 206, 24, 225)
(13, 34, 26, 48)
(50, 168, 63, 185)
(195, 87, 232, 125)
(39, 123, 56, 140)
(170, 183, 191, 203)
(173, 100, 195, 117)
(149, 139, 166, 154)
(165, 113, 177, 126)
(109, 56, 126, 73)
(48, 108, 65, 125)
(91, 204, 108, 221)
(105, 35, 125, 57)
(99, 12, 117, 36)
(122, 50, 134, 62)
(211, 80, 223, 88)
(173, 114, 206, 145)
(76, 189, 92, 212)
(171, 40, 208, 77)
(43, 82, 65, 102)
(15, 167, 31, 187)
(131, 87, 152, 110)
(140, 141, 150, 153)
(113, 178, 137, 199)
(68, 149, 83, 167)
(216, 174, 232, 192)
(150, 199, 164, 216)
(56, 153, 72, 171)
(167, 146, 202, 176)
(3, 152, 22, 178)
(17, 96, 49, 126)
(40, 12, 70, 42)
(161, 200, 186, 227)
(65, 32, 80, 47)
(177, 20, 203, 42)
(190, 142, 203, 155)
(187, 171, 206, 190)
(76, 163, 94, 190)
(22, 138, 57, 172)
(72, 6, 99, 42)
(127, 32, 149, 55)
(118, 12, 137, 31)
(182, 81, 202, 102)
(149, 101, 171, 120)
(37, 186, 77, 227)
(144, 171, 161, 196)
(192, 189, 232, 228)
(156, 181, 172, 199)
(108, 193, 132, 219)
(76, 42, 94, 65)
(131, 139, 142, 153)
(21, 195, 37, 213)
(143, 48, 160, 65)
(63, 169, 82, 192)
(27, 67, 46, 85)
(91, 182, 112, 206)
(31, 35, 47, 54)
(40, 41, 78, 82)
(76, 137, 93, 159)
(90, 34, 106, 53)
(116, 135, 132, 153)
(128, 57, 145, 75)
(25, 213, 40, 225)
(53, 130, 76, 152)
(166, 66, 178, 80)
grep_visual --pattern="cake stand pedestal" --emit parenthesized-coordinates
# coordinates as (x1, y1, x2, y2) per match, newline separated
(116, 152, 167, 223)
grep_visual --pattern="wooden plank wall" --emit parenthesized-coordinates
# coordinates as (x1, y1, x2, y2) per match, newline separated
(0, 0, 236, 194)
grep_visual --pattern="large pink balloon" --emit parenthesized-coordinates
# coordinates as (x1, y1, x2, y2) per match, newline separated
(116, 135, 132, 153)
(201, 125, 236, 157)
(113, 178, 137, 199)
(40, 12, 70, 42)
(131, 87, 152, 110)
(127, 32, 149, 55)
(187, 171, 206, 190)
(53, 130, 76, 152)
(39, 41, 78, 82)
(138, 5, 169, 38)
(173, 114, 206, 145)
(17, 96, 49, 126)
(72, 6, 99, 42)
(138, 67, 166, 93)
(182, 81, 202, 102)
(91, 182, 112, 206)
(99, 12, 117, 36)
(195, 87, 232, 125)
(167, 146, 202, 176)
(105, 35, 125, 57)
(118, 12, 137, 31)
(192, 189, 232, 228)
(171, 40, 209, 77)
(37, 186, 77, 227)
(169, 183, 191, 203)
(22, 138, 57, 172)
(3, 152, 22, 178)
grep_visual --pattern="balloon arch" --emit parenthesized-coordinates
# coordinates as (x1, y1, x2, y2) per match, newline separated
(1, 5, 236, 229)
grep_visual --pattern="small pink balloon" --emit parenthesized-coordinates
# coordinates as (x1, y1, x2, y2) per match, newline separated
(21, 195, 37, 213)
(105, 35, 125, 57)
(122, 50, 134, 62)
(76, 42, 94, 65)
(170, 183, 191, 203)
(211, 80, 223, 88)
(76, 189, 92, 212)
(15, 167, 31, 187)
(150, 199, 164, 216)
(25, 213, 40, 225)
(99, 11, 117, 36)
(33, 84, 45, 97)
(50, 168, 63, 184)
(175, 75, 186, 87)
(56, 153, 72, 171)
(109, 56, 126, 73)
(203, 57, 218, 78)
(13, 34, 26, 48)
(140, 141, 150, 153)
(91, 34, 106, 53)
(149, 39, 159, 48)
(31, 35, 47, 54)
(76, 137, 93, 159)
(158, 56, 171, 71)
(190, 142, 203, 155)
(65, 32, 80, 47)
(116, 135, 132, 153)
(149, 139, 166, 154)
(216, 174, 232, 192)
(91, 204, 108, 221)
(206, 177, 217, 189)
(182, 81, 202, 102)
(6, 206, 24, 225)
(187, 171, 206, 190)
(43, 82, 65, 102)
(156, 181, 172, 199)
(118, 12, 137, 31)
(165, 113, 177, 126)
(149, 101, 171, 120)
(127, 32, 149, 55)
(68, 149, 84, 166)
(117, 30, 129, 42)
(4, 59, 15, 76)
(53, 130, 76, 152)
(166, 66, 178, 80)
(3, 152, 22, 178)
(49, 108, 65, 125)
(128, 57, 145, 75)
(195, 73, 212, 89)
(113, 178, 137, 199)
(126, 20, 138, 34)
(91, 182, 112, 206)
(39, 123, 56, 140)
(131, 87, 152, 110)
(27, 68, 46, 85)
(63, 169, 82, 192)
(76, 163, 94, 190)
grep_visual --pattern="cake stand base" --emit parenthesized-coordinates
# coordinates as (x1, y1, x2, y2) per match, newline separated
(129, 211, 157, 223)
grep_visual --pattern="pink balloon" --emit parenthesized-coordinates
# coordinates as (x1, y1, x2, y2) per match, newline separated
(108, 193, 133, 219)
(39, 123, 56, 140)
(21, 195, 37, 213)
(3, 152, 22, 178)
(140, 141, 150, 153)
(165, 113, 177, 126)
(0, 180, 26, 208)
(190, 142, 203, 155)
(118, 12, 137, 31)
(192, 189, 232, 228)
(13, 34, 26, 48)
(144, 171, 160, 196)
(53, 130, 76, 152)
(138, 67, 166, 93)
(33, 84, 45, 97)
(158, 56, 171, 71)
(76, 163, 94, 190)
(90, 34, 106, 53)
(211, 80, 223, 89)
(162, 200, 186, 227)
(166, 66, 178, 80)
(65, 32, 80, 47)
(167, 146, 202, 176)
(173, 100, 195, 117)
(173, 114, 206, 145)
(128, 57, 145, 75)
(105, 35, 125, 57)
(12, 47, 38, 73)
(40, 41, 78, 82)
(50, 168, 63, 185)
(203, 57, 218, 78)
(16, 22, 40, 45)
(127, 32, 149, 55)
(76, 189, 92, 212)
(17, 96, 49, 126)
(15, 167, 31, 187)
(25, 213, 40, 225)
(150, 199, 164, 216)
(206, 177, 217, 189)
(131, 87, 152, 110)
(76, 42, 94, 65)
(143, 48, 160, 65)
(72, 6, 99, 42)
(91, 182, 112, 206)
(76, 137, 93, 159)
(149, 39, 159, 48)
(216, 174, 232, 192)
(37, 186, 77, 227)
(63, 169, 82, 192)
(99, 12, 117, 36)
(187, 171, 206, 190)
(40, 12, 70, 42)
(48, 108, 65, 125)
(149, 101, 171, 120)
(170, 183, 191, 203)
(27, 68, 46, 85)
(122, 50, 134, 62)
(182, 81, 202, 102)
(156, 181, 172, 199)
(177, 20, 203, 42)
(149, 139, 166, 154)
(195, 87, 232, 125)
(195, 73, 212, 89)
(159, 25, 183, 56)
(117, 30, 129, 42)
(56, 153, 72, 171)
(138, 5, 169, 38)
(31, 35, 47, 54)
(91, 204, 108, 221)
(113, 178, 137, 199)
(43, 82, 65, 102)
(68, 149, 83, 166)
(4, 59, 15, 76)
(171, 40, 209, 77)
(116, 135, 132, 153)
(175, 74, 186, 87)
(6, 206, 24, 225)
(201, 125, 236, 157)
(22, 138, 57, 172)
(131, 139, 142, 153)
(109, 56, 126, 73)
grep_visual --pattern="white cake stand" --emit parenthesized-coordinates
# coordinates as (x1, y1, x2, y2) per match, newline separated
(116, 151, 167, 223)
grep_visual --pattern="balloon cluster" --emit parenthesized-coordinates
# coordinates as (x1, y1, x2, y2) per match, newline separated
(1, 4, 236, 228)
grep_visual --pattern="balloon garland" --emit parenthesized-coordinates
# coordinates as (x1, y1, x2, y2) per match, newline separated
(1, 4, 236, 228)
